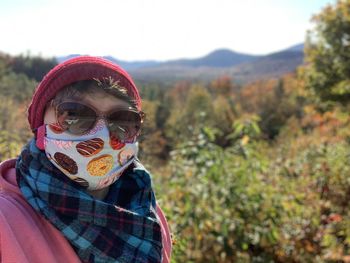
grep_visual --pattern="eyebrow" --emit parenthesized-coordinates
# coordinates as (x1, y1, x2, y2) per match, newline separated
(70, 94, 84, 101)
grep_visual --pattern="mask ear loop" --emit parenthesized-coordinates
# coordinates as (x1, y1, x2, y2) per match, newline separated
(35, 125, 46, 150)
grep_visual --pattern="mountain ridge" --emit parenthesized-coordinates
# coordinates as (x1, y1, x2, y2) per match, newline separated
(57, 43, 305, 83)
(57, 43, 304, 70)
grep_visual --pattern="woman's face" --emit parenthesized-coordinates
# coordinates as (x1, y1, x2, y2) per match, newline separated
(43, 91, 135, 199)
(44, 90, 131, 125)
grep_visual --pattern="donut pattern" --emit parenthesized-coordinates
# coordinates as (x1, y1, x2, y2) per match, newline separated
(118, 147, 135, 166)
(71, 176, 89, 188)
(45, 122, 137, 189)
(87, 154, 114, 176)
(76, 138, 104, 156)
(82, 119, 105, 136)
(97, 171, 122, 188)
(53, 152, 78, 175)
(48, 123, 64, 134)
(51, 140, 74, 150)
(110, 135, 125, 150)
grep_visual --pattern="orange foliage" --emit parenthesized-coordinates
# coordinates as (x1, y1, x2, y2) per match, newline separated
(167, 80, 191, 104)
(238, 79, 278, 112)
(209, 75, 235, 96)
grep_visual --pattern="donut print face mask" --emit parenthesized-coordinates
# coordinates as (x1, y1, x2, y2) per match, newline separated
(43, 120, 138, 190)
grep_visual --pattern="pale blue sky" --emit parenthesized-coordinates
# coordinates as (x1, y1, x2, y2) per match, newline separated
(0, 0, 333, 61)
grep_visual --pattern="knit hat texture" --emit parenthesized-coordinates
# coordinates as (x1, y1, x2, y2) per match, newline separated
(28, 56, 141, 132)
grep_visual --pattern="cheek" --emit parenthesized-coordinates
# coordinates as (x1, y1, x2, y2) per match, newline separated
(43, 106, 56, 124)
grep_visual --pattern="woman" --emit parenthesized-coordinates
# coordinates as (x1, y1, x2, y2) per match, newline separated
(0, 56, 172, 262)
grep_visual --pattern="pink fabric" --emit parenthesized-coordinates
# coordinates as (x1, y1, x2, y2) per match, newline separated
(0, 159, 171, 263)
(157, 206, 172, 263)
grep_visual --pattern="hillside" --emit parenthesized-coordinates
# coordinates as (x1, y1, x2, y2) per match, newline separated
(228, 50, 304, 82)
(160, 49, 258, 68)
(129, 47, 304, 84)
(57, 43, 304, 84)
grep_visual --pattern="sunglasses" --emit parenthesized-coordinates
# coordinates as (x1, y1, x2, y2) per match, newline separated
(55, 101, 145, 141)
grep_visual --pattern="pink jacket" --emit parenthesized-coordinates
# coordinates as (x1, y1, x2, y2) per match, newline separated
(0, 159, 171, 263)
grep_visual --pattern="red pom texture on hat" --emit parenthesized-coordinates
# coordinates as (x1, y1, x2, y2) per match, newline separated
(28, 56, 141, 132)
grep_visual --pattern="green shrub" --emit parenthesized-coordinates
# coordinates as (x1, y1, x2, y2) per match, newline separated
(156, 128, 350, 262)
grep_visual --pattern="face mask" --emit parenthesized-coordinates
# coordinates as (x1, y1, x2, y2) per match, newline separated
(42, 120, 138, 190)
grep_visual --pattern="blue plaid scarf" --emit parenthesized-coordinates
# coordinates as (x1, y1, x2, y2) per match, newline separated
(16, 139, 162, 263)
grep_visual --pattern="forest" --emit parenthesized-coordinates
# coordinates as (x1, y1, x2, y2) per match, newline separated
(0, 1, 349, 262)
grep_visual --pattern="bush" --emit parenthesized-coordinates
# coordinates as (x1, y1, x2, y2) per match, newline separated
(155, 127, 350, 262)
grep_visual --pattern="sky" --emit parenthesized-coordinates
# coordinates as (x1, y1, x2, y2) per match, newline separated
(0, 0, 333, 61)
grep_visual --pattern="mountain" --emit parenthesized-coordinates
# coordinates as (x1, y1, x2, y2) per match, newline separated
(56, 49, 258, 71)
(56, 43, 305, 83)
(56, 55, 160, 70)
(56, 54, 82, 63)
(227, 49, 304, 82)
(129, 47, 304, 83)
(285, 43, 304, 52)
(103, 56, 160, 71)
(161, 49, 258, 68)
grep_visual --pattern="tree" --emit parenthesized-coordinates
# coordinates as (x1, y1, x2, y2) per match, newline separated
(304, 0, 350, 103)
(0, 56, 9, 78)
(0, 71, 37, 103)
(8, 53, 57, 82)
(209, 75, 236, 97)
(165, 84, 215, 146)
(138, 99, 168, 163)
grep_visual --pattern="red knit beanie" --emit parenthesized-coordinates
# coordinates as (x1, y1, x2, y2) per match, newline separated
(28, 56, 141, 133)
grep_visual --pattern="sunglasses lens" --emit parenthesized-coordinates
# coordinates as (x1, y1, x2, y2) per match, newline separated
(56, 102, 96, 135)
(108, 110, 143, 141)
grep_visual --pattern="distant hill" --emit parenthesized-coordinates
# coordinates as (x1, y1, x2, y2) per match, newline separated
(285, 43, 304, 52)
(227, 50, 304, 82)
(57, 49, 259, 71)
(161, 49, 258, 68)
(129, 45, 304, 83)
(57, 43, 305, 84)
(56, 55, 159, 71)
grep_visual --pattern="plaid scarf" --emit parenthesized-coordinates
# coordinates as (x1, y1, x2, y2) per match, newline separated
(16, 139, 162, 263)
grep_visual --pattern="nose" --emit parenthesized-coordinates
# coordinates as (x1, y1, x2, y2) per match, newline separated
(87, 118, 110, 137)
(94, 118, 126, 144)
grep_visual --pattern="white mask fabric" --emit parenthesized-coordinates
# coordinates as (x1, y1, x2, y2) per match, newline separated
(43, 120, 138, 190)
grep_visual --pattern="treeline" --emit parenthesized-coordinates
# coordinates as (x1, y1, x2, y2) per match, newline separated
(137, 75, 304, 161)
(0, 53, 57, 160)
